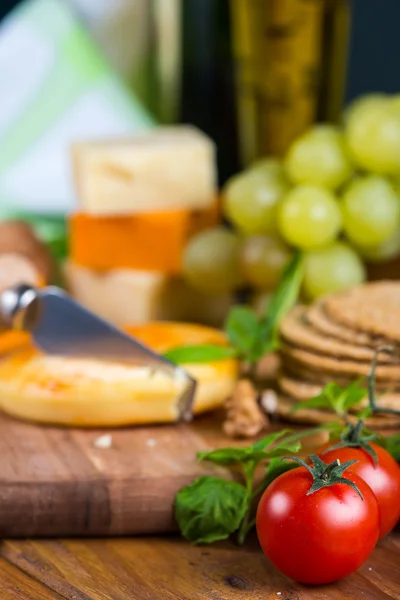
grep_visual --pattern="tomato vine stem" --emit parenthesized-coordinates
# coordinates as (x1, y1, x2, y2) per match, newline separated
(367, 346, 400, 417)
(282, 454, 363, 499)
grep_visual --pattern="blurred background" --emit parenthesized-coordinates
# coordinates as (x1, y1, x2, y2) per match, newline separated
(1, 0, 400, 325)
(2, 0, 400, 200)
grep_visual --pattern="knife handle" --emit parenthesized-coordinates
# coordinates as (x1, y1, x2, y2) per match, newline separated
(0, 284, 40, 331)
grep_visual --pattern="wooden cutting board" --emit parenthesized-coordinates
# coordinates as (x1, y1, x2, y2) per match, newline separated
(0, 411, 236, 538)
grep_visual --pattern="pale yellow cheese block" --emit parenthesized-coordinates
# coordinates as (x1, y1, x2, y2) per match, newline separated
(0, 323, 238, 427)
(64, 261, 233, 327)
(73, 126, 216, 215)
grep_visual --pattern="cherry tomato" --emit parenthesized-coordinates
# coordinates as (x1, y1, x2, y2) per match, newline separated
(256, 463, 380, 584)
(320, 443, 400, 538)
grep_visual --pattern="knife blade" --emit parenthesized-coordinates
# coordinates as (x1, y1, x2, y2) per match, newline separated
(0, 284, 196, 420)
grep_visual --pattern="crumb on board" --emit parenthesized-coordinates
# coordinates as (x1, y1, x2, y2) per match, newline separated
(146, 438, 157, 447)
(223, 378, 269, 439)
(94, 434, 113, 449)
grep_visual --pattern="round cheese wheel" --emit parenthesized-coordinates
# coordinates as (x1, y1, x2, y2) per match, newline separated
(0, 322, 238, 427)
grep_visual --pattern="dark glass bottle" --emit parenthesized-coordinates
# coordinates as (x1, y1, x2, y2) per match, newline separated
(179, 0, 239, 185)
(230, 0, 351, 165)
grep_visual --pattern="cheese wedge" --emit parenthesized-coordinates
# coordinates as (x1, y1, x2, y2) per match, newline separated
(73, 126, 216, 215)
(0, 323, 238, 427)
(64, 261, 233, 327)
(69, 201, 219, 273)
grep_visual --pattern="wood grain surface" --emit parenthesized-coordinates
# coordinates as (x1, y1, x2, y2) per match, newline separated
(0, 379, 398, 598)
(0, 555, 62, 599)
(0, 398, 329, 540)
(0, 411, 239, 537)
(0, 410, 398, 597)
(1, 532, 400, 600)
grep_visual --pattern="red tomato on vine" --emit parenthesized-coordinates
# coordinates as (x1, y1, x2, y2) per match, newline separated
(319, 430, 400, 538)
(256, 454, 380, 584)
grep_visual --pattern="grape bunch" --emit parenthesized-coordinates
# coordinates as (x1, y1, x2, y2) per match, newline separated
(183, 93, 400, 301)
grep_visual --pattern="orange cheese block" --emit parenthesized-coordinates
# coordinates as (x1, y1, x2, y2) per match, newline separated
(69, 202, 219, 274)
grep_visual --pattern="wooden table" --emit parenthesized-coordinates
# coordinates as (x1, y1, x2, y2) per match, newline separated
(0, 397, 398, 599)
(0, 530, 399, 599)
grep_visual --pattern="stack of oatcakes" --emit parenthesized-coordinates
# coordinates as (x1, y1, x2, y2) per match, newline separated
(276, 281, 400, 428)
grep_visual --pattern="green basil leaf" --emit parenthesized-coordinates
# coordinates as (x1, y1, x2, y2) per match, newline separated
(355, 406, 372, 420)
(327, 420, 348, 439)
(291, 387, 338, 413)
(174, 476, 249, 544)
(341, 380, 366, 411)
(197, 447, 268, 465)
(292, 380, 365, 416)
(277, 424, 340, 445)
(164, 344, 238, 364)
(250, 429, 292, 451)
(198, 433, 301, 467)
(224, 305, 260, 360)
(257, 252, 303, 356)
(262, 442, 301, 459)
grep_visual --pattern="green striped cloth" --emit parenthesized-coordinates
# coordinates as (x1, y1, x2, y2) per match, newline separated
(0, 0, 155, 219)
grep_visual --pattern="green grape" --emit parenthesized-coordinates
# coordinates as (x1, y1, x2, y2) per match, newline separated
(223, 159, 290, 234)
(239, 234, 292, 290)
(392, 173, 400, 194)
(278, 185, 342, 249)
(249, 157, 287, 175)
(345, 95, 400, 174)
(182, 227, 243, 294)
(389, 94, 400, 113)
(285, 124, 353, 189)
(358, 228, 400, 263)
(341, 175, 400, 247)
(342, 93, 387, 125)
(303, 242, 366, 300)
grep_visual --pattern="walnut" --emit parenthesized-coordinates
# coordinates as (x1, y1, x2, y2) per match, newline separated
(0, 220, 53, 282)
(223, 378, 269, 439)
(0, 253, 41, 291)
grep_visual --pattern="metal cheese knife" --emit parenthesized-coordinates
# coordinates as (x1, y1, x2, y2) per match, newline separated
(0, 284, 196, 420)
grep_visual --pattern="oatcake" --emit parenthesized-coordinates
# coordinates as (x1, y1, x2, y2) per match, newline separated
(324, 281, 400, 342)
(276, 396, 400, 428)
(278, 375, 400, 409)
(283, 360, 362, 386)
(306, 301, 388, 347)
(280, 306, 397, 363)
(276, 281, 400, 427)
(283, 361, 400, 390)
(278, 376, 328, 401)
(280, 342, 400, 380)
